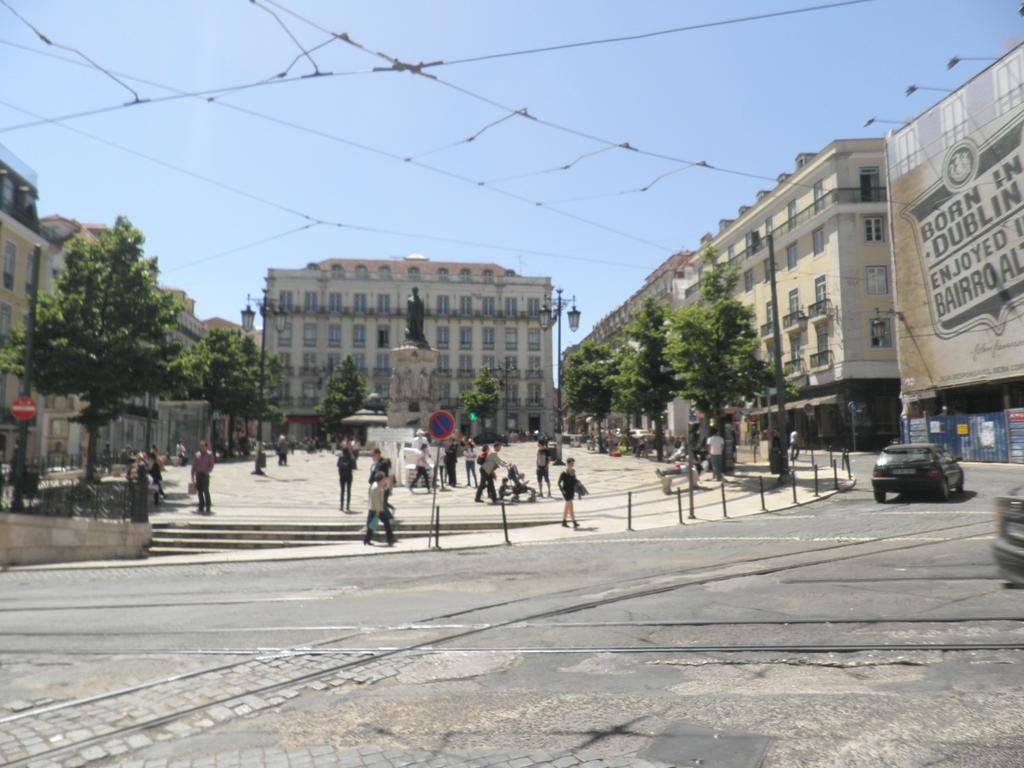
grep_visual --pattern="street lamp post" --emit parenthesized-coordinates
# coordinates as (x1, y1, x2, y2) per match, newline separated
(241, 291, 285, 476)
(539, 288, 580, 465)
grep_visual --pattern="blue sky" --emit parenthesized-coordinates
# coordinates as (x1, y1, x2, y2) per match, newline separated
(0, 0, 1014, 340)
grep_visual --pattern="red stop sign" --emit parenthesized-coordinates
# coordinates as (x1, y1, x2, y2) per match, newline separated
(11, 397, 36, 421)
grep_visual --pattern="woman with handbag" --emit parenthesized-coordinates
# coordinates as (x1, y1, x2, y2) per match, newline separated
(364, 471, 395, 546)
(558, 457, 581, 529)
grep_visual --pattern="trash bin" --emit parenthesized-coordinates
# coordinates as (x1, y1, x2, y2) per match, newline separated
(257, 451, 267, 469)
(769, 446, 785, 476)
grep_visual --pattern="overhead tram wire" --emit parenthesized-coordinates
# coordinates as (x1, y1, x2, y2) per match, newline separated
(480, 143, 634, 185)
(0, 0, 144, 104)
(0, 97, 652, 272)
(249, 0, 324, 77)
(404, 109, 528, 161)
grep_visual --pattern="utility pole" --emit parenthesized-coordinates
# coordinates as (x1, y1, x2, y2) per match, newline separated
(766, 234, 789, 475)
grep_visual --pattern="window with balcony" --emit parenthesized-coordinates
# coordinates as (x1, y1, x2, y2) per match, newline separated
(302, 352, 317, 372)
(786, 244, 797, 270)
(304, 291, 318, 312)
(278, 321, 292, 347)
(459, 326, 472, 349)
(377, 326, 389, 348)
(482, 297, 495, 316)
(762, 259, 772, 283)
(459, 354, 473, 372)
(327, 352, 341, 370)
(353, 324, 365, 347)
(436, 295, 449, 316)
(278, 290, 293, 311)
(353, 353, 366, 372)
(303, 323, 317, 347)
(504, 297, 518, 316)
(743, 269, 753, 292)
(816, 327, 829, 353)
(436, 326, 449, 349)
(24, 250, 36, 293)
(788, 288, 800, 316)
(787, 199, 797, 230)
(866, 265, 889, 295)
(482, 327, 495, 349)
(505, 328, 518, 351)
(813, 179, 825, 213)
(812, 227, 825, 255)
(438, 355, 450, 371)
(456, 296, 472, 316)
(727, 244, 736, 265)
(377, 294, 390, 314)
(789, 334, 802, 360)
(529, 355, 542, 372)
(765, 301, 774, 324)
(279, 351, 291, 370)
(378, 266, 391, 280)
(865, 216, 884, 242)
(527, 298, 540, 318)
(504, 356, 517, 371)
(764, 215, 772, 235)
(353, 293, 367, 314)
(528, 328, 540, 351)
(482, 354, 495, 372)
(328, 324, 341, 347)
(859, 167, 882, 201)
(375, 352, 390, 374)
(527, 383, 542, 406)
(407, 267, 420, 279)
(328, 292, 342, 313)
(995, 49, 1024, 115)
(0, 302, 11, 344)
(0, 177, 13, 210)
(814, 275, 827, 304)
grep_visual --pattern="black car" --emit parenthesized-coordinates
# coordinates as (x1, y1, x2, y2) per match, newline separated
(994, 496, 1024, 586)
(473, 431, 505, 447)
(871, 443, 964, 502)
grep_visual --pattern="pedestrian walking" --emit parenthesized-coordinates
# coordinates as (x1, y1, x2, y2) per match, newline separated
(536, 439, 553, 497)
(411, 444, 432, 491)
(411, 429, 429, 452)
(364, 471, 395, 546)
(789, 428, 801, 463)
(444, 439, 459, 487)
(147, 446, 167, 506)
(276, 435, 289, 466)
(337, 442, 357, 512)
(368, 448, 394, 515)
(191, 440, 215, 514)
(462, 438, 478, 487)
(558, 457, 581, 529)
(706, 429, 725, 481)
(475, 444, 504, 503)
(175, 439, 188, 467)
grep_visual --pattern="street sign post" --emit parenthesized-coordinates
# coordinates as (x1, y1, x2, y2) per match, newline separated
(11, 397, 36, 422)
(427, 410, 455, 541)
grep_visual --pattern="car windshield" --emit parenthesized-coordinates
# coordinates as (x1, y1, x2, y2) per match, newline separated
(879, 448, 933, 464)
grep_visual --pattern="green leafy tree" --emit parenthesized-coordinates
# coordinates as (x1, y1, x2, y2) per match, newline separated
(317, 356, 368, 436)
(460, 368, 501, 431)
(667, 247, 770, 430)
(611, 296, 677, 460)
(564, 341, 617, 452)
(0, 217, 181, 480)
(171, 328, 280, 454)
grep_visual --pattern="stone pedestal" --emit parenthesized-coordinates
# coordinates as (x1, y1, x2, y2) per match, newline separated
(388, 345, 440, 430)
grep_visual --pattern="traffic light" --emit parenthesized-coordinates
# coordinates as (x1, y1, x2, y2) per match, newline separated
(469, 412, 478, 422)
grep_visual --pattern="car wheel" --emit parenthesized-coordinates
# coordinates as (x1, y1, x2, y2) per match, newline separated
(873, 489, 886, 503)
(955, 475, 964, 494)
(938, 478, 950, 502)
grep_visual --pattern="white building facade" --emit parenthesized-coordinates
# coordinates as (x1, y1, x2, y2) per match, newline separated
(265, 255, 556, 439)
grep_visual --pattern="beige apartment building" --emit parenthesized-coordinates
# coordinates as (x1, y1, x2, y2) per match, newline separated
(680, 138, 899, 449)
(265, 255, 556, 439)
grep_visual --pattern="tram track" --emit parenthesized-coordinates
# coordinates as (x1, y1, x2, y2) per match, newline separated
(0, 515, 1001, 768)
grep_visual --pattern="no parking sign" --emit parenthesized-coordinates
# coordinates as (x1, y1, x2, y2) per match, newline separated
(428, 410, 455, 441)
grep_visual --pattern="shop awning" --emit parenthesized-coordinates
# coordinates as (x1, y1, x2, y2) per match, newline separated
(340, 413, 388, 426)
(785, 394, 840, 411)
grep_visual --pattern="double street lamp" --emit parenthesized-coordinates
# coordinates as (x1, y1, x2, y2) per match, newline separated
(241, 292, 287, 476)
(539, 288, 580, 465)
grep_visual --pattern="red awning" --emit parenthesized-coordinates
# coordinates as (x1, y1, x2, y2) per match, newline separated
(287, 415, 322, 425)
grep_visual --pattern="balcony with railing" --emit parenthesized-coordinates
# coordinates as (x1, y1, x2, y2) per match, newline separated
(503, 397, 521, 407)
(809, 349, 833, 369)
(373, 367, 391, 377)
(807, 298, 832, 322)
(784, 358, 805, 377)
(760, 322, 775, 338)
(526, 398, 544, 407)
(457, 368, 475, 378)
(525, 369, 544, 379)
(435, 368, 452, 377)
(782, 310, 806, 330)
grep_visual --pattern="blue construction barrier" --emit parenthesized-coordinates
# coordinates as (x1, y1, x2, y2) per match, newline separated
(902, 411, 1015, 463)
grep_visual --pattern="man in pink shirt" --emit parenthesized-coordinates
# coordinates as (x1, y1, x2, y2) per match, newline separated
(191, 440, 215, 514)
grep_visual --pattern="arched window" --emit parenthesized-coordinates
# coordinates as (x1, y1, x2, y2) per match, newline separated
(482, 269, 493, 282)
(438, 268, 449, 281)
(459, 268, 471, 282)
(378, 265, 392, 279)
(355, 264, 368, 278)
(407, 267, 420, 279)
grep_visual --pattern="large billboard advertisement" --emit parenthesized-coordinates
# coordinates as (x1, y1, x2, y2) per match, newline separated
(887, 45, 1024, 396)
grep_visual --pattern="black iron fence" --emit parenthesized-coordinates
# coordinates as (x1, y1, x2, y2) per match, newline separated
(0, 461, 148, 522)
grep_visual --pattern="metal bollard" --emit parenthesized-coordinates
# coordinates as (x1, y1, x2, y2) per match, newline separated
(828, 445, 833, 466)
(813, 465, 819, 496)
(688, 472, 696, 519)
(759, 476, 766, 511)
(501, 502, 510, 545)
(833, 459, 839, 491)
(434, 506, 441, 549)
(810, 448, 815, 467)
(627, 491, 633, 531)
(791, 468, 798, 504)
(721, 482, 728, 518)
(676, 487, 684, 524)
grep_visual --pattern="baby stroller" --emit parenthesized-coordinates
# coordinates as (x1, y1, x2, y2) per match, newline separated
(498, 464, 537, 503)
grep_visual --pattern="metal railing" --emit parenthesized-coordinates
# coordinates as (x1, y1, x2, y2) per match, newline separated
(807, 298, 831, 319)
(784, 358, 805, 376)
(782, 310, 806, 330)
(760, 322, 775, 338)
(457, 368, 475, 377)
(524, 370, 544, 379)
(809, 349, 833, 368)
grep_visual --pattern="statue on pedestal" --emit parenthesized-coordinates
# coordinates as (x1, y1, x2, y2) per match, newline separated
(405, 287, 429, 348)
